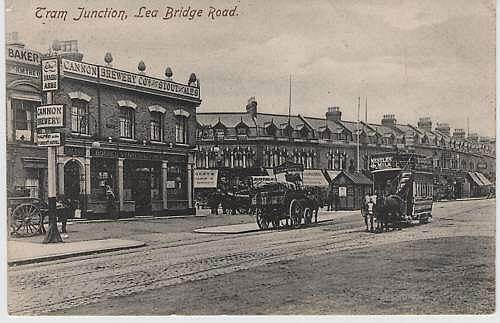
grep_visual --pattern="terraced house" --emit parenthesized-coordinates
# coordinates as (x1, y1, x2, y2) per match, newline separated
(196, 101, 495, 202)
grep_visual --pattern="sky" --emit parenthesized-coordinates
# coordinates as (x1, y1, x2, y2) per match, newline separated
(5, 0, 496, 137)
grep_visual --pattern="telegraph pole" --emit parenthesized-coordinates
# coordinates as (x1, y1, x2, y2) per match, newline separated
(41, 55, 63, 243)
(356, 97, 360, 173)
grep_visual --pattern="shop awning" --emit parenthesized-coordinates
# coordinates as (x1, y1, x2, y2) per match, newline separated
(343, 172, 373, 185)
(467, 172, 485, 186)
(475, 172, 493, 186)
(325, 170, 342, 183)
(302, 169, 329, 187)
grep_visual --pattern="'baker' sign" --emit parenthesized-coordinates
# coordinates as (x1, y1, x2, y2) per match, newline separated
(37, 104, 65, 129)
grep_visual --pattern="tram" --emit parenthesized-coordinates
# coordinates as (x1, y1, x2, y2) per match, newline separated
(370, 152, 434, 224)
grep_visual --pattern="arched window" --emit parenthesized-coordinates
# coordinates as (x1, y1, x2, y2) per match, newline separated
(175, 116, 188, 144)
(71, 99, 89, 134)
(150, 111, 163, 142)
(119, 107, 135, 138)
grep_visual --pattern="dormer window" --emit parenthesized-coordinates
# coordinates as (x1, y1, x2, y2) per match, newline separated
(236, 121, 249, 136)
(215, 128, 225, 140)
(265, 123, 277, 136)
(284, 125, 293, 137)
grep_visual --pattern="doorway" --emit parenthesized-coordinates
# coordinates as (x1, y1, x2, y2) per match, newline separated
(64, 160, 82, 207)
(133, 168, 152, 215)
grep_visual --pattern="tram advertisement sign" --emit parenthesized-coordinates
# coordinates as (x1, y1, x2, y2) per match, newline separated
(41, 58, 59, 91)
(370, 156, 393, 170)
(36, 104, 65, 128)
(37, 133, 63, 147)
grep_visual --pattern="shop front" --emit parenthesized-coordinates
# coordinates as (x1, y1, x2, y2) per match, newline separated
(61, 144, 193, 218)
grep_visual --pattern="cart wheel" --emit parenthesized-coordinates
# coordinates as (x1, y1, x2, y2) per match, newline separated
(11, 203, 42, 237)
(271, 219, 280, 229)
(289, 199, 303, 228)
(303, 208, 312, 225)
(256, 209, 269, 230)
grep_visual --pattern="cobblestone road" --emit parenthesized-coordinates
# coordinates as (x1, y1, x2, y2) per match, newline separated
(8, 199, 495, 315)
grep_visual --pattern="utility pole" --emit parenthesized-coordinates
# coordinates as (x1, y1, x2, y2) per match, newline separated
(288, 74, 292, 125)
(356, 97, 360, 173)
(365, 96, 368, 124)
(42, 60, 62, 243)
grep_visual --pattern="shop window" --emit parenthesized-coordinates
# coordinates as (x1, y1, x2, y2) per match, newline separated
(176, 116, 188, 144)
(150, 112, 163, 142)
(120, 107, 135, 139)
(13, 99, 38, 142)
(167, 164, 187, 201)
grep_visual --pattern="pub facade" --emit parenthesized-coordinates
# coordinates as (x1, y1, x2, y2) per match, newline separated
(7, 36, 201, 218)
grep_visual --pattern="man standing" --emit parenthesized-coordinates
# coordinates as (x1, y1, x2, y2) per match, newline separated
(334, 192, 340, 211)
(105, 184, 117, 220)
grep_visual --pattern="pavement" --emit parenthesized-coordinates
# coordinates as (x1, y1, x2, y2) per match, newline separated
(7, 239, 146, 266)
(193, 209, 360, 234)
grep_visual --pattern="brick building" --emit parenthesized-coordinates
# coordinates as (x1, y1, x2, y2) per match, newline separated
(196, 100, 495, 200)
(7, 37, 201, 217)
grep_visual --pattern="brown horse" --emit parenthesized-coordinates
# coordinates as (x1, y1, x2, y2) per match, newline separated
(375, 194, 404, 231)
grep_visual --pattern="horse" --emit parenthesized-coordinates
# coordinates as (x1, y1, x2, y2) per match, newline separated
(375, 194, 404, 231)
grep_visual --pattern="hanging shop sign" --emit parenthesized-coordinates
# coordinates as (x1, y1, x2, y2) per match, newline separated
(36, 104, 65, 129)
(194, 169, 218, 188)
(302, 169, 329, 187)
(251, 176, 276, 186)
(41, 58, 59, 91)
(37, 133, 63, 147)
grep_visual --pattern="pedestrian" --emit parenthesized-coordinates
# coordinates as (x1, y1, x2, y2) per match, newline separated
(327, 189, 333, 211)
(210, 190, 221, 215)
(334, 192, 340, 211)
(58, 198, 72, 238)
(105, 184, 117, 220)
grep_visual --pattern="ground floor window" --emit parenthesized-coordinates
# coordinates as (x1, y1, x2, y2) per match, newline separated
(91, 158, 116, 199)
(167, 163, 187, 201)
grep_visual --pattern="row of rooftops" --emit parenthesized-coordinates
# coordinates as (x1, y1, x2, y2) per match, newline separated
(196, 102, 495, 156)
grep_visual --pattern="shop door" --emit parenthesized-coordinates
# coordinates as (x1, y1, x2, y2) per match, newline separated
(133, 169, 151, 215)
(64, 160, 81, 206)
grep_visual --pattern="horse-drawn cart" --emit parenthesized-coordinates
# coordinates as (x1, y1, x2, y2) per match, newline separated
(251, 181, 318, 230)
(8, 196, 48, 237)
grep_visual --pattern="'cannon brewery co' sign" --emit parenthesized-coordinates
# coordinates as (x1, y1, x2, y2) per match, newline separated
(41, 58, 59, 91)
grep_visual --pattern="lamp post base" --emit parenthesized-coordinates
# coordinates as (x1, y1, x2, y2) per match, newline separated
(43, 197, 63, 243)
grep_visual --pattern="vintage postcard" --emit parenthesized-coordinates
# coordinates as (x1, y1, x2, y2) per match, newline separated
(3, 0, 496, 318)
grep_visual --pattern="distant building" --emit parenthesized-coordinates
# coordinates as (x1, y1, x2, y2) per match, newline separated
(196, 102, 495, 201)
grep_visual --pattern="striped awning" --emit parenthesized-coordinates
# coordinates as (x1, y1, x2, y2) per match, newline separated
(475, 172, 492, 186)
(468, 172, 485, 186)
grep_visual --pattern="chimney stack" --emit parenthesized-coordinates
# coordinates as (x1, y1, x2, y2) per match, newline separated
(326, 107, 342, 121)
(417, 117, 432, 132)
(435, 123, 450, 137)
(381, 114, 397, 126)
(246, 97, 258, 118)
